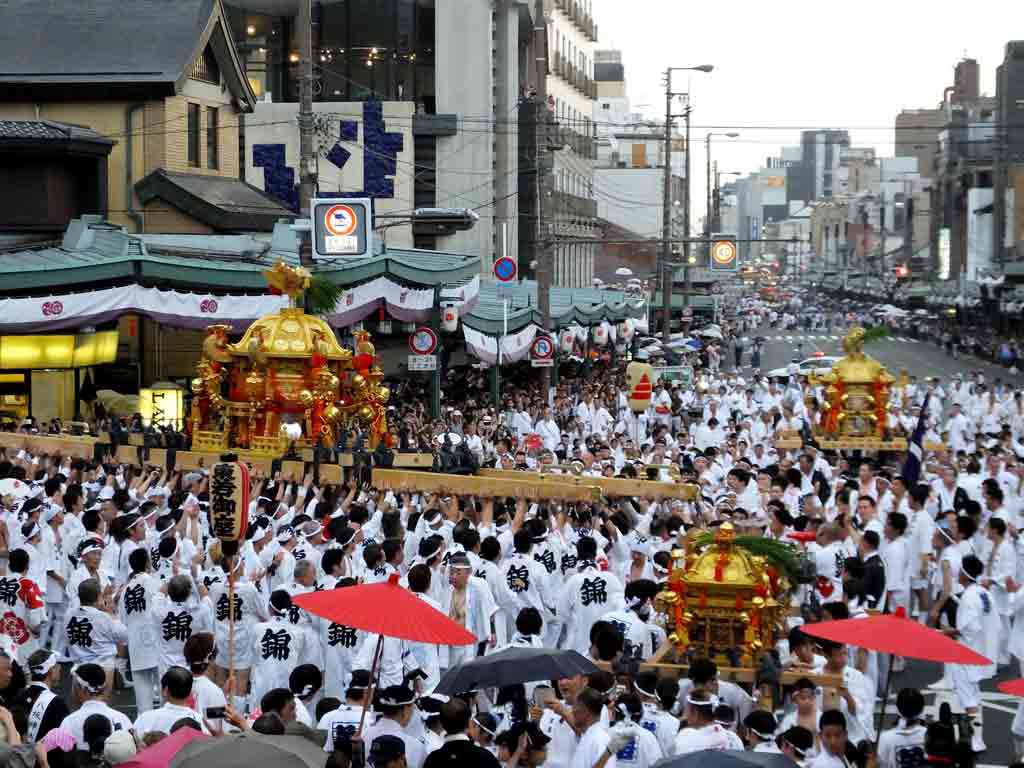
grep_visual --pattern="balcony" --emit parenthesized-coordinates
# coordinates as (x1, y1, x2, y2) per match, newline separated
(549, 122, 597, 160)
(552, 190, 598, 222)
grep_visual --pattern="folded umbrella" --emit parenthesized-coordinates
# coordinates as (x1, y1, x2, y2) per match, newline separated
(170, 732, 323, 768)
(653, 749, 797, 768)
(434, 647, 598, 695)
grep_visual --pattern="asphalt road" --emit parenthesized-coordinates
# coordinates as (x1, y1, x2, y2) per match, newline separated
(881, 657, 1020, 766)
(749, 328, 1024, 390)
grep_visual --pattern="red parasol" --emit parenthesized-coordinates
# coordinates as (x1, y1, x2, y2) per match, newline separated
(804, 607, 991, 747)
(292, 573, 475, 645)
(998, 679, 1024, 696)
(293, 573, 475, 739)
(801, 608, 991, 665)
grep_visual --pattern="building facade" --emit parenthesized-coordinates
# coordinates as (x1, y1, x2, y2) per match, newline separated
(590, 48, 684, 283)
(0, 0, 296, 235)
(544, 0, 599, 287)
(995, 41, 1024, 265)
(225, 0, 537, 266)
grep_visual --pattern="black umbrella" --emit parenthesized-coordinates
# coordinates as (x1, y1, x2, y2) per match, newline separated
(653, 751, 797, 768)
(434, 647, 598, 695)
(171, 732, 326, 768)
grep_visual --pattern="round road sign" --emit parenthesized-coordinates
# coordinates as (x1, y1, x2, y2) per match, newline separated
(409, 327, 438, 355)
(711, 240, 737, 267)
(493, 257, 517, 283)
(324, 204, 358, 237)
(530, 335, 555, 360)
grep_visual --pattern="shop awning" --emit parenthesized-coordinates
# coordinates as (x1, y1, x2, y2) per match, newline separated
(0, 217, 483, 330)
(462, 280, 646, 336)
(0, 218, 645, 334)
(0, 217, 482, 294)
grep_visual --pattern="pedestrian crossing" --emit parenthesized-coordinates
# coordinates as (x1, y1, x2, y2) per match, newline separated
(759, 334, 921, 344)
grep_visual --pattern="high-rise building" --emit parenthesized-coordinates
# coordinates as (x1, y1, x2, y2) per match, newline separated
(895, 109, 946, 180)
(542, 0, 599, 287)
(223, 0, 537, 264)
(789, 129, 850, 205)
(589, 49, 685, 282)
(995, 42, 1024, 263)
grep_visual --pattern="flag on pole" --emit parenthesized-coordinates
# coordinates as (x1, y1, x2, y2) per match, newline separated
(901, 393, 930, 486)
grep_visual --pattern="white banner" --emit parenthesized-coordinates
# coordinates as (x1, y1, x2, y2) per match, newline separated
(463, 324, 540, 364)
(0, 275, 480, 332)
(0, 285, 290, 332)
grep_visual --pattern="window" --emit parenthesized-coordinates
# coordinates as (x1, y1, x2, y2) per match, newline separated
(206, 107, 219, 169)
(187, 103, 200, 167)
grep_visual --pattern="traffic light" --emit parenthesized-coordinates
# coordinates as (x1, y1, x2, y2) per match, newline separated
(894, 265, 909, 279)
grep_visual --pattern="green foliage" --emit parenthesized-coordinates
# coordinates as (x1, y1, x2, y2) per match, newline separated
(861, 326, 891, 345)
(305, 276, 344, 316)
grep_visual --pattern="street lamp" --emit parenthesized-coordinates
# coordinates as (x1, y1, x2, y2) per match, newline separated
(705, 132, 739, 238)
(660, 64, 714, 342)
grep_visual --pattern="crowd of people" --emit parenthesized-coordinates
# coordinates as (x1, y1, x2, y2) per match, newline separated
(0, 305, 1020, 768)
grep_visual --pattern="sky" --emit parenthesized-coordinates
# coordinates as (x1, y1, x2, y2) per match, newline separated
(595, 0, 1014, 227)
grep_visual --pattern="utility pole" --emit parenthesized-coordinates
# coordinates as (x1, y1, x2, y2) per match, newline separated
(879, 189, 887, 282)
(682, 101, 692, 309)
(297, 0, 315, 268)
(533, 0, 552, 391)
(659, 68, 674, 342)
(712, 161, 719, 232)
(705, 133, 712, 241)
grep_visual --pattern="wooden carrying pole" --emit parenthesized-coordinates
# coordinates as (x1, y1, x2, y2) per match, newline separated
(478, 468, 701, 501)
(371, 468, 603, 502)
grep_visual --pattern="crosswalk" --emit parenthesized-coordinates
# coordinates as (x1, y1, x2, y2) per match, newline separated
(759, 334, 921, 344)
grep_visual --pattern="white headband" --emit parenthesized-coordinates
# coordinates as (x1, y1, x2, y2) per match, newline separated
(686, 693, 718, 708)
(30, 651, 57, 677)
(73, 670, 103, 695)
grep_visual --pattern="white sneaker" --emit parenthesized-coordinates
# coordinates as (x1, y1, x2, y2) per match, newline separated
(971, 723, 987, 753)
